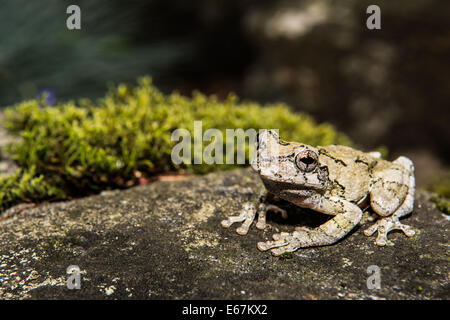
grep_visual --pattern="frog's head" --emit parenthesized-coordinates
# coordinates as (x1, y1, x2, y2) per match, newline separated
(251, 130, 329, 199)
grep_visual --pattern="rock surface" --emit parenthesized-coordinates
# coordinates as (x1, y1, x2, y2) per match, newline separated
(0, 168, 448, 299)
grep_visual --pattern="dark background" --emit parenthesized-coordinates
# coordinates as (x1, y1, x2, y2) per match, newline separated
(1, 0, 449, 185)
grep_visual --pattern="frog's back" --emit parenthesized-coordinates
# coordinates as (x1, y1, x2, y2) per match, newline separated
(317, 145, 379, 203)
(317, 144, 381, 168)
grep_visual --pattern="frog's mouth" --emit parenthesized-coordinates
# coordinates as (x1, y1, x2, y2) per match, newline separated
(260, 178, 324, 195)
(278, 189, 318, 198)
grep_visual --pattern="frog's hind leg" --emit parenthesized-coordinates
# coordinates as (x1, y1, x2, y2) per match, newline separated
(364, 156, 416, 246)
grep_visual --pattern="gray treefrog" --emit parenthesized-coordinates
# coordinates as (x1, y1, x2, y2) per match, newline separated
(221, 130, 416, 256)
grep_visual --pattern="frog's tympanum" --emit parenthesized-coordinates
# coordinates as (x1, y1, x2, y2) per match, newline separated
(221, 130, 416, 256)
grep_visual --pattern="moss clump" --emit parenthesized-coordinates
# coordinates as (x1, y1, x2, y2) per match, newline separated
(2, 77, 351, 209)
(0, 167, 64, 211)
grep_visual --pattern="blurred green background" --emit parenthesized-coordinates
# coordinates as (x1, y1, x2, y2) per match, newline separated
(1, 0, 449, 186)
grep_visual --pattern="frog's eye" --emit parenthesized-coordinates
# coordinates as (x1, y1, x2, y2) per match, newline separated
(295, 150, 318, 172)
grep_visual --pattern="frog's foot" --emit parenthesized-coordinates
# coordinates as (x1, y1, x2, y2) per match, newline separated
(363, 217, 416, 246)
(221, 203, 287, 235)
(257, 228, 312, 256)
(221, 203, 256, 235)
(257, 232, 300, 256)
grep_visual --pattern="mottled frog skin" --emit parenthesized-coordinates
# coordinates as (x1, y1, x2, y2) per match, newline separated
(221, 130, 416, 256)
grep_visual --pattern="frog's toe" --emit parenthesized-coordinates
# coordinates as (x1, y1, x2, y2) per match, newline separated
(236, 225, 250, 235)
(221, 219, 235, 228)
(255, 220, 266, 230)
(257, 239, 300, 256)
(375, 236, 392, 246)
(220, 213, 245, 229)
(257, 239, 288, 251)
(272, 232, 290, 240)
(255, 205, 268, 230)
(394, 221, 416, 237)
(374, 229, 392, 246)
(363, 223, 379, 237)
(270, 243, 300, 256)
(365, 218, 415, 246)
(258, 232, 303, 255)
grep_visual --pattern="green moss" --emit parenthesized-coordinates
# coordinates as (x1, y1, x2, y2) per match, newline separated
(424, 171, 450, 215)
(2, 76, 351, 210)
(426, 173, 450, 199)
(0, 167, 64, 211)
(429, 196, 450, 215)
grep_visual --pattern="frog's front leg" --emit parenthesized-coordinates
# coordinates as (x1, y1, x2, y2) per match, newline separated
(257, 197, 363, 256)
(221, 200, 287, 235)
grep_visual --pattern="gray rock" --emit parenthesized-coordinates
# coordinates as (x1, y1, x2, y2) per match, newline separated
(0, 169, 448, 299)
